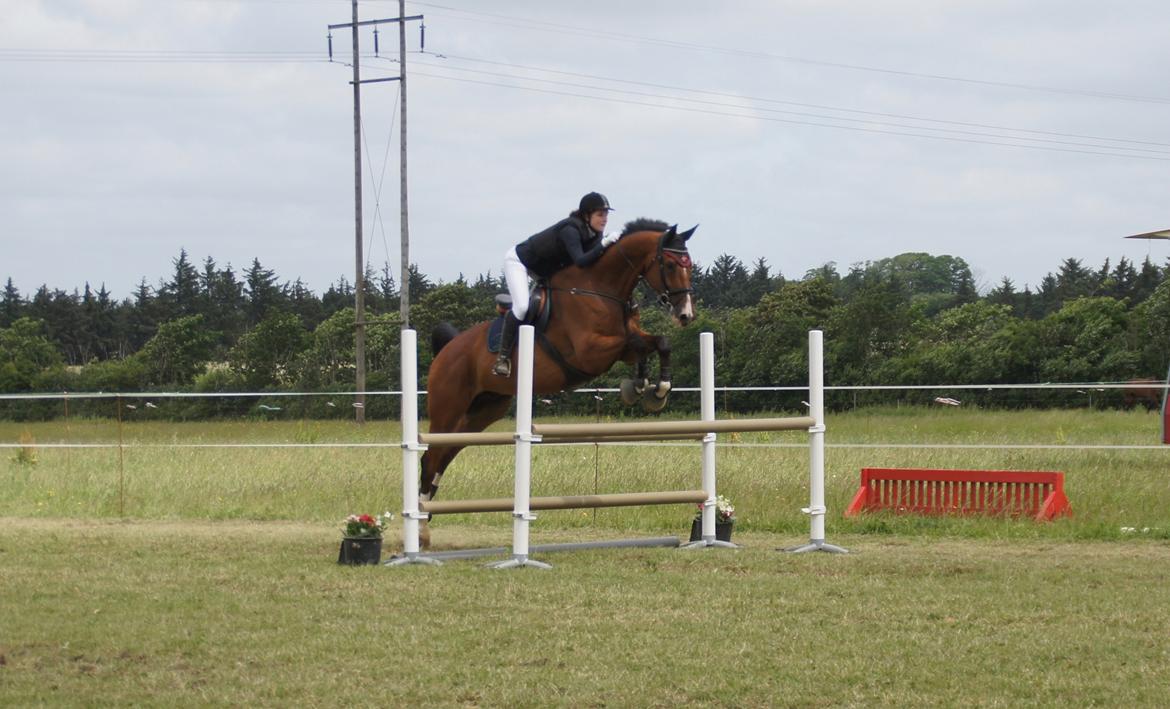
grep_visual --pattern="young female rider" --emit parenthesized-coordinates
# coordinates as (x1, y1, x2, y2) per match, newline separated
(493, 191, 620, 376)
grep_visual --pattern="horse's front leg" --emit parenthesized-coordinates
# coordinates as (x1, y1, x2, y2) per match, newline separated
(641, 333, 672, 412)
(621, 330, 672, 412)
(618, 333, 651, 406)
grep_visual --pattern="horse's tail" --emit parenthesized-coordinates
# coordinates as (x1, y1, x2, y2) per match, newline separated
(431, 322, 460, 355)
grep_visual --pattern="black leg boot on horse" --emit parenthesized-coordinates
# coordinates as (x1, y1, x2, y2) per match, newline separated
(492, 311, 520, 377)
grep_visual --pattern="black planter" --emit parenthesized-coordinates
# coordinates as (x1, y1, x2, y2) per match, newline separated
(689, 519, 733, 543)
(337, 536, 383, 565)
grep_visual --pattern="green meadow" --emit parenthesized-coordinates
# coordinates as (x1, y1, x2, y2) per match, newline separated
(2, 407, 1169, 706)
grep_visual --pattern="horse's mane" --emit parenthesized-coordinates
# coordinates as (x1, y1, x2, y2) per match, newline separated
(621, 218, 670, 236)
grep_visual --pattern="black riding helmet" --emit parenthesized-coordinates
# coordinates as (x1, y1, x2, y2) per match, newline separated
(579, 192, 613, 214)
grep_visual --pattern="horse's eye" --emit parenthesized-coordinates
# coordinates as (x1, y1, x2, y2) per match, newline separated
(666, 262, 676, 272)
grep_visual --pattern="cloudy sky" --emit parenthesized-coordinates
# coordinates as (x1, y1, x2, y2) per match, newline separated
(3, 0, 1169, 300)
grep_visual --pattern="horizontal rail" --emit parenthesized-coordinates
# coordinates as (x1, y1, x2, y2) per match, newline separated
(541, 433, 705, 444)
(533, 416, 815, 438)
(420, 489, 707, 515)
(419, 431, 515, 446)
(418, 431, 709, 446)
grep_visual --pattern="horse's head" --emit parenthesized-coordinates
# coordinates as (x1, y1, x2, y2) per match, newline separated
(646, 224, 697, 326)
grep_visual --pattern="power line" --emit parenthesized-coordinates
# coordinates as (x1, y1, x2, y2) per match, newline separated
(401, 64, 1170, 162)
(407, 1, 1170, 106)
(0, 48, 325, 63)
(401, 56, 1170, 158)
(431, 53, 1170, 150)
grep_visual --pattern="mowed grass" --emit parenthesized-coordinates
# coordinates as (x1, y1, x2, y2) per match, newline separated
(2, 408, 1170, 705)
(2, 519, 1169, 706)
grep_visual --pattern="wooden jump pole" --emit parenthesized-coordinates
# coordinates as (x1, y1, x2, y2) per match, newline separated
(419, 431, 706, 446)
(422, 489, 708, 515)
(386, 328, 441, 566)
(533, 417, 814, 438)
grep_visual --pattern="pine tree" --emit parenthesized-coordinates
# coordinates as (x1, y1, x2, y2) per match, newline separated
(126, 278, 160, 351)
(407, 264, 433, 305)
(243, 258, 284, 325)
(1, 278, 22, 328)
(162, 249, 201, 317)
(322, 277, 354, 316)
(1133, 256, 1162, 305)
(1107, 257, 1139, 301)
(987, 277, 1018, 310)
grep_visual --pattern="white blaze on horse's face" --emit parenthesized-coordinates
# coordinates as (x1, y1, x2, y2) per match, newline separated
(674, 293, 694, 326)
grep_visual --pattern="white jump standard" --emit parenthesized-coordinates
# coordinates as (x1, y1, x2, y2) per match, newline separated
(390, 326, 843, 568)
(385, 328, 441, 566)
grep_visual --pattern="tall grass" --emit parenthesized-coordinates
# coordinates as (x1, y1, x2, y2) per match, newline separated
(3, 408, 1167, 541)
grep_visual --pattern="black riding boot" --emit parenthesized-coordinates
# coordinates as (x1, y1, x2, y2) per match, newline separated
(492, 312, 520, 377)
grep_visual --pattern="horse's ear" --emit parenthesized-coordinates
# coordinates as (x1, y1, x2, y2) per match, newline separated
(665, 224, 678, 234)
(679, 224, 698, 242)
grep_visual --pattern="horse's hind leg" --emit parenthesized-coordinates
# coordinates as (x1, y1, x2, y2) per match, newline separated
(421, 392, 514, 501)
(417, 392, 514, 549)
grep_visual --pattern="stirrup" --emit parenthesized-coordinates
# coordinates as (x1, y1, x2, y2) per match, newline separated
(492, 356, 512, 377)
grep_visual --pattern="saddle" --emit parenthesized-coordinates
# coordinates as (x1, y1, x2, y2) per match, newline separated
(486, 283, 597, 387)
(487, 284, 551, 353)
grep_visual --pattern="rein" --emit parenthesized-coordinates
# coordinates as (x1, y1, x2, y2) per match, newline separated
(548, 285, 631, 313)
(550, 230, 693, 315)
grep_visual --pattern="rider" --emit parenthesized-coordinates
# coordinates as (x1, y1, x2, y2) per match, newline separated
(493, 191, 621, 376)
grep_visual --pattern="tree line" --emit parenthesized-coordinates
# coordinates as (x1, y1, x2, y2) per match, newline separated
(2, 248, 1168, 420)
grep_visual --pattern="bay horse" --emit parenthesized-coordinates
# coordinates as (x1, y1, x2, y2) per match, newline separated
(418, 219, 697, 546)
(1122, 378, 1166, 411)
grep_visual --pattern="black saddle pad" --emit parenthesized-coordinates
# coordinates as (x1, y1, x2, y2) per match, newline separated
(487, 315, 505, 353)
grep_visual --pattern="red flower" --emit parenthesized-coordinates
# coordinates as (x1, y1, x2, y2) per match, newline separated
(358, 514, 376, 524)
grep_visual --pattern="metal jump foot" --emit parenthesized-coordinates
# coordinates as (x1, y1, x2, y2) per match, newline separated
(384, 552, 444, 566)
(680, 538, 739, 550)
(485, 554, 553, 570)
(780, 539, 849, 554)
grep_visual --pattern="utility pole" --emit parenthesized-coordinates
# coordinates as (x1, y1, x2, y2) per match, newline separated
(349, 0, 366, 424)
(399, 0, 410, 330)
(328, 2, 424, 424)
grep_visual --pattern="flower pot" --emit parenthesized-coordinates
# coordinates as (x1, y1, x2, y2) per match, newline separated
(337, 536, 383, 565)
(689, 519, 733, 543)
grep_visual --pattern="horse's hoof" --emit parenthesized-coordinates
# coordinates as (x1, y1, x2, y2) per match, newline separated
(619, 378, 642, 406)
(642, 383, 671, 412)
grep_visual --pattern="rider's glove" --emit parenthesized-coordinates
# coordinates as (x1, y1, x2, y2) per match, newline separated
(601, 232, 621, 247)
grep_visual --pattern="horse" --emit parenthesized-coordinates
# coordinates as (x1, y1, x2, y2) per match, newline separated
(1122, 378, 1165, 411)
(417, 218, 698, 547)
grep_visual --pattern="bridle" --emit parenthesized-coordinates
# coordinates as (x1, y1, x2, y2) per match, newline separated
(652, 234, 695, 308)
(551, 230, 693, 314)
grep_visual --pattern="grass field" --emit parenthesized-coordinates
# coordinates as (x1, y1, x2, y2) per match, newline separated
(2, 520, 1169, 706)
(2, 407, 1169, 705)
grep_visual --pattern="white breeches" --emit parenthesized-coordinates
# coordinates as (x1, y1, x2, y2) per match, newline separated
(502, 246, 531, 321)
